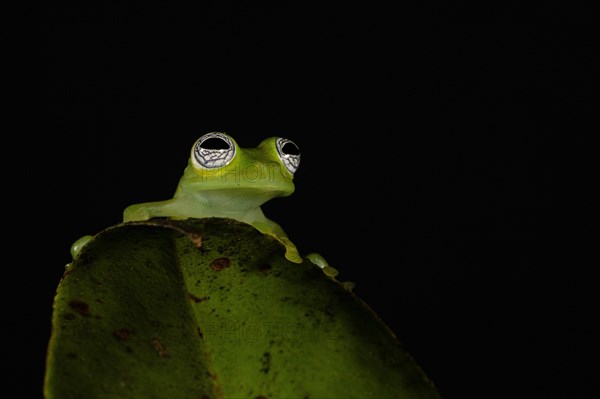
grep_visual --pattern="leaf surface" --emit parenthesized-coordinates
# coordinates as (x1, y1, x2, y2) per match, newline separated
(45, 218, 439, 399)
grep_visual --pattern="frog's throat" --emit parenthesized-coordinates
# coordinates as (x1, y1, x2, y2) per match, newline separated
(174, 187, 289, 216)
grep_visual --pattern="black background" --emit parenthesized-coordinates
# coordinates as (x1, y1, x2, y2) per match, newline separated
(11, 2, 593, 398)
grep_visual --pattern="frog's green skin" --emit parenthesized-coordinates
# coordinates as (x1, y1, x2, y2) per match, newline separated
(122, 132, 302, 263)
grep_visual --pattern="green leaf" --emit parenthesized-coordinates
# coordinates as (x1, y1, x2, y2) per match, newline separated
(45, 218, 440, 399)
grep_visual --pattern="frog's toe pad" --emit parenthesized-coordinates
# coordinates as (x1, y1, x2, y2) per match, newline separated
(123, 205, 151, 222)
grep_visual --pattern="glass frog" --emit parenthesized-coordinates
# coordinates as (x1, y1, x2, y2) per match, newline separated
(71, 132, 338, 276)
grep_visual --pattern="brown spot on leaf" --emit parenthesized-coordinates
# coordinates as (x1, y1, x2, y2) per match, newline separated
(188, 293, 210, 303)
(197, 327, 203, 338)
(258, 263, 272, 272)
(210, 257, 230, 271)
(189, 232, 203, 248)
(114, 328, 133, 340)
(68, 300, 90, 317)
(206, 371, 224, 398)
(151, 338, 170, 358)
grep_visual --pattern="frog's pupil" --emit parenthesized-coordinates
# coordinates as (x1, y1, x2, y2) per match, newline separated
(201, 137, 230, 150)
(282, 142, 300, 155)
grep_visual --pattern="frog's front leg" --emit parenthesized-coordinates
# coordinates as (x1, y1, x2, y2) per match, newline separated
(251, 219, 302, 264)
(123, 199, 182, 222)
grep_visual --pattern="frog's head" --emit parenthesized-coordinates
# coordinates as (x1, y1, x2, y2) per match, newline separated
(179, 132, 300, 209)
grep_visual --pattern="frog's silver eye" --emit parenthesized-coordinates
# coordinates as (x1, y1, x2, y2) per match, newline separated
(276, 138, 300, 175)
(192, 132, 236, 169)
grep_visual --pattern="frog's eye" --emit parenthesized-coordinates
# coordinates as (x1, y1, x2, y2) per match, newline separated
(276, 138, 300, 175)
(192, 132, 236, 169)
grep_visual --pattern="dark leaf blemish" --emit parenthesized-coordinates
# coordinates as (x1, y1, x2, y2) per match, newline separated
(151, 338, 170, 358)
(114, 328, 133, 340)
(210, 257, 230, 271)
(68, 300, 90, 317)
(188, 293, 210, 303)
(258, 263, 272, 272)
(260, 352, 271, 374)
